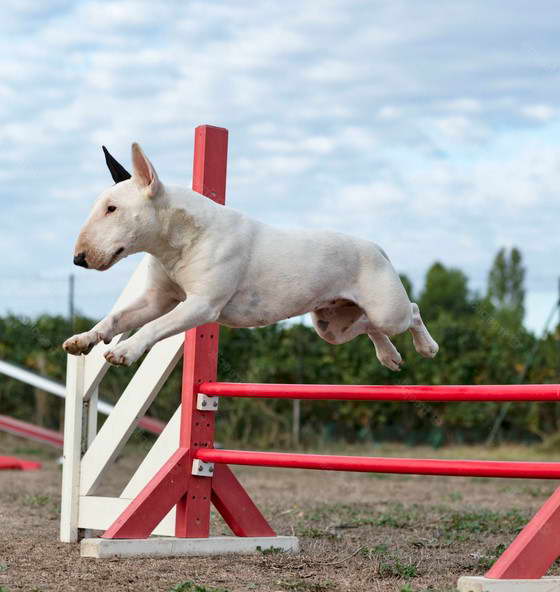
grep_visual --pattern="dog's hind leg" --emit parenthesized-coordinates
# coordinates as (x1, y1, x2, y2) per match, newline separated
(409, 302, 439, 358)
(311, 302, 404, 372)
(368, 330, 403, 371)
(353, 294, 410, 372)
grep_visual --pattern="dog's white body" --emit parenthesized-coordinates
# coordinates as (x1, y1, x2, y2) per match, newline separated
(63, 144, 438, 370)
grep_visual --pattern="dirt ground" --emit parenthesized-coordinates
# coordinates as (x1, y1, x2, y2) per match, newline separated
(1, 437, 559, 592)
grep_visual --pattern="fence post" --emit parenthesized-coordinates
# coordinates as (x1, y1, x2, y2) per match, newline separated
(175, 125, 228, 537)
(60, 355, 86, 542)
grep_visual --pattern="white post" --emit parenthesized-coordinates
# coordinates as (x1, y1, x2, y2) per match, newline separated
(86, 387, 98, 447)
(60, 355, 86, 542)
(82, 386, 98, 539)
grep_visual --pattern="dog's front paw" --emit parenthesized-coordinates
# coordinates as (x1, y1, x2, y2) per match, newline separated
(104, 341, 144, 367)
(63, 331, 101, 355)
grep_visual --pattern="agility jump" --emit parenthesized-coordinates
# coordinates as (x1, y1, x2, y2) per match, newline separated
(61, 125, 560, 592)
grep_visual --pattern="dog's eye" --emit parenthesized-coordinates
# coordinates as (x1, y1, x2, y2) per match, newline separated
(107, 205, 117, 213)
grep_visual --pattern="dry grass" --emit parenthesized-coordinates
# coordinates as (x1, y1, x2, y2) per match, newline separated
(1, 435, 559, 592)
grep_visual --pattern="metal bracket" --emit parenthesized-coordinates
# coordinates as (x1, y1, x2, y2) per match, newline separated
(196, 393, 219, 411)
(192, 459, 215, 477)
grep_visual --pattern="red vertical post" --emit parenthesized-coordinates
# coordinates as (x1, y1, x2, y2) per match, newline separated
(174, 125, 228, 538)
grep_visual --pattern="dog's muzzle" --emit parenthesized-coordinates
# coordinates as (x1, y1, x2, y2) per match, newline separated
(73, 252, 88, 268)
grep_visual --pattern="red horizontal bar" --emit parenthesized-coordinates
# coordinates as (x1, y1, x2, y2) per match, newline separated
(137, 415, 165, 435)
(0, 413, 161, 448)
(0, 414, 64, 448)
(196, 449, 560, 479)
(200, 382, 560, 402)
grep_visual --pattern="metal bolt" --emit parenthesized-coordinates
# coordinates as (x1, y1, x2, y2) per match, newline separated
(202, 400, 207, 407)
(198, 465, 203, 472)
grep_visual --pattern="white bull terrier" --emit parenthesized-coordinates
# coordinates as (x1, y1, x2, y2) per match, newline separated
(63, 143, 438, 371)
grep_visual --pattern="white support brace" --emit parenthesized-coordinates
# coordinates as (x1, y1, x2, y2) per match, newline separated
(81, 535, 300, 559)
(458, 576, 560, 591)
(196, 393, 219, 411)
(192, 459, 214, 477)
(78, 496, 175, 536)
(79, 333, 184, 496)
(120, 406, 181, 498)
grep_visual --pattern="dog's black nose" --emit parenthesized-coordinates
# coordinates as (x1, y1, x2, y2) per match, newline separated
(73, 252, 88, 268)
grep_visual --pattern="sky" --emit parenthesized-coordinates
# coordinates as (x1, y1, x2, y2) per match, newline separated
(1, 0, 560, 333)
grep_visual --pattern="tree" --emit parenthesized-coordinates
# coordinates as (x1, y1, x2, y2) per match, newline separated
(487, 247, 526, 325)
(418, 262, 471, 321)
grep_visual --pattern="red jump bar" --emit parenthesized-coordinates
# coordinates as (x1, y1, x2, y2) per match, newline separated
(199, 382, 560, 402)
(196, 448, 560, 479)
(0, 414, 64, 448)
(137, 415, 165, 434)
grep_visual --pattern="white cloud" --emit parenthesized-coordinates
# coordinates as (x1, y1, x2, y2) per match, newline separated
(1, 0, 560, 333)
(301, 136, 335, 155)
(377, 106, 401, 120)
(336, 127, 378, 151)
(520, 104, 556, 122)
(305, 59, 368, 83)
(439, 98, 482, 113)
(338, 180, 406, 209)
(432, 115, 489, 143)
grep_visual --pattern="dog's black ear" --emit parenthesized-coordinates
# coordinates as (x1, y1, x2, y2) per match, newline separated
(102, 146, 131, 183)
